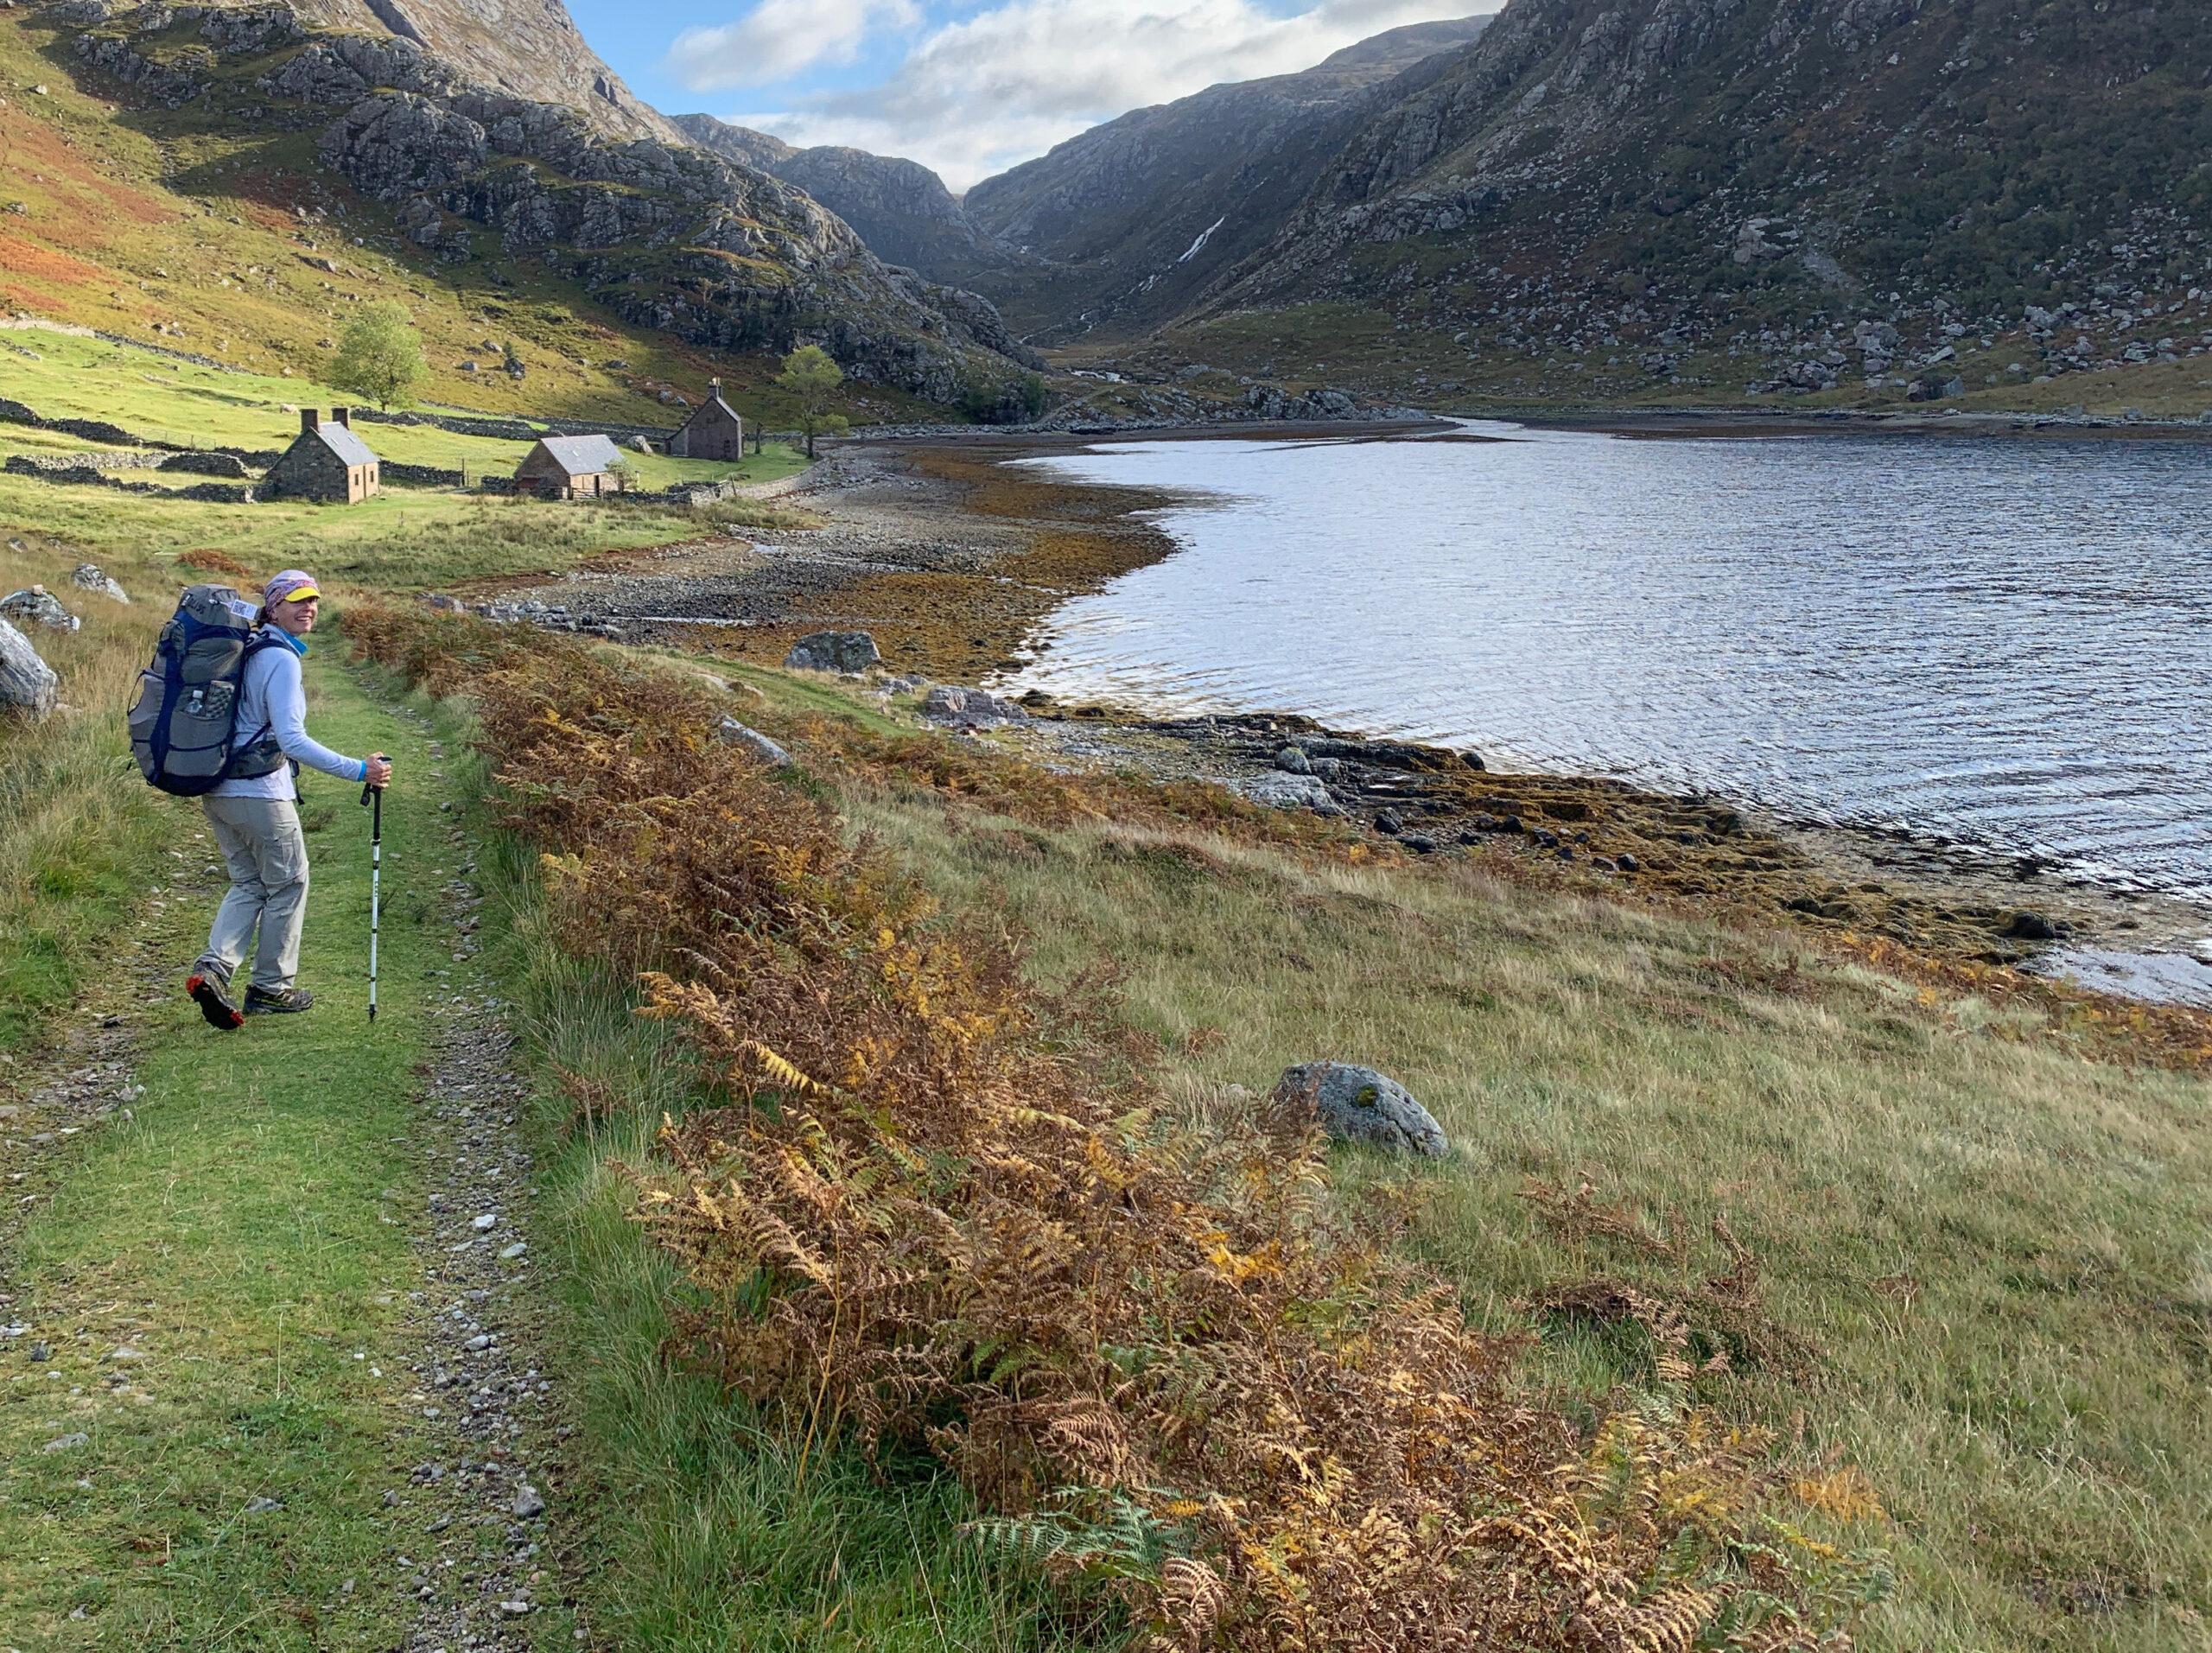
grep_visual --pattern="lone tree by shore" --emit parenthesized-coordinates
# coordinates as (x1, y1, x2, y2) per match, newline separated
(776, 345, 847, 459)
(329, 301, 429, 412)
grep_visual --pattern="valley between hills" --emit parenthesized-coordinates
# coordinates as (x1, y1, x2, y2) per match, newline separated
(3, 3, 2212, 1653)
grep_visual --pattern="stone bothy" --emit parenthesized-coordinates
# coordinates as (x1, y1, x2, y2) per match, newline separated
(666, 378, 745, 460)
(514, 434, 627, 499)
(264, 408, 380, 503)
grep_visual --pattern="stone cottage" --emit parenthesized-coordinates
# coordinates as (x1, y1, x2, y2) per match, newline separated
(264, 409, 380, 503)
(514, 434, 626, 499)
(666, 378, 745, 460)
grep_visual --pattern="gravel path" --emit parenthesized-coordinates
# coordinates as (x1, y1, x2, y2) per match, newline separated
(385, 742, 586, 1653)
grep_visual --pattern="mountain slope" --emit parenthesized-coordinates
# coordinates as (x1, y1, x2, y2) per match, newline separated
(289, 0, 678, 142)
(672, 114, 1020, 287)
(1164, 0, 2212, 404)
(18, 0, 1039, 404)
(957, 16, 1494, 342)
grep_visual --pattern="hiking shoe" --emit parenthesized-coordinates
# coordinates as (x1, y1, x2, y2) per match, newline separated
(243, 986, 316, 1016)
(186, 971, 244, 1031)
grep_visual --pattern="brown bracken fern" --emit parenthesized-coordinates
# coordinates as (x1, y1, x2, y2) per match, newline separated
(348, 605, 1887, 1651)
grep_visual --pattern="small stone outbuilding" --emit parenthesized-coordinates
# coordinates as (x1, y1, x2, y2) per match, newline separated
(264, 408, 380, 503)
(514, 434, 626, 499)
(666, 378, 745, 460)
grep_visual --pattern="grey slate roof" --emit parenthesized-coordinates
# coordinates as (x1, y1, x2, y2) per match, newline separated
(530, 434, 623, 475)
(677, 392, 741, 429)
(306, 422, 379, 467)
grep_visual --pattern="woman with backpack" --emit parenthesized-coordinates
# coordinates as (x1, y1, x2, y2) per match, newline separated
(184, 570, 392, 1029)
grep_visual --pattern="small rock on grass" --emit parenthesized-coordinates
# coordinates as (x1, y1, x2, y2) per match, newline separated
(244, 1496, 283, 1514)
(716, 716, 791, 767)
(1271, 1063, 1448, 1158)
(512, 1483, 545, 1518)
(43, 1433, 90, 1453)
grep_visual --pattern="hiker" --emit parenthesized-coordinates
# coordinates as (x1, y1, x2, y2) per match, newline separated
(184, 570, 391, 1028)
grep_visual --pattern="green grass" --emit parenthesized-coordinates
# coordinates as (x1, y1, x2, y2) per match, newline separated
(0, 468, 823, 594)
(0, 329, 818, 590)
(835, 779, 2212, 1653)
(3, 328, 814, 487)
(0, 650, 513, 1648)
(0, 541, 171, 1049)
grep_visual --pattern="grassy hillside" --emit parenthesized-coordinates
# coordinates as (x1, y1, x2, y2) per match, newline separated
(0, 329, 822, 593)
(0, 327, 804, 486)
(0, 10, 934, 432)
(1138, 300, 2212, 422)
(857, 779, 2212, 1652)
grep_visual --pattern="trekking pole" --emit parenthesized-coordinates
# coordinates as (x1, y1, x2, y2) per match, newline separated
(360, 772, 384, 1022)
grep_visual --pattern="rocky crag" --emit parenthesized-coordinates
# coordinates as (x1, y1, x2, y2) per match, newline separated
(672, 115, 1023, 289)
(958, 17, 1494, 343)
(50, 0, 1039, 399)
(1158, 0, 2212, 397)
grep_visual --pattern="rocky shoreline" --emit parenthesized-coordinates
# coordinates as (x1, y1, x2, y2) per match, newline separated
(454, 431, 2212, 996)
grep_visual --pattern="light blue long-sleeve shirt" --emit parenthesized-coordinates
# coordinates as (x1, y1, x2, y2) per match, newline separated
(210, 633, 367, 799)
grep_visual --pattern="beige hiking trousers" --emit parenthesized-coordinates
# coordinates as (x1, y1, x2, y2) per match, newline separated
(196, 795, 310, 992)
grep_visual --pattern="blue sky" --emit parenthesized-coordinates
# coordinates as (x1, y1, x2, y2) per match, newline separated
(566, 0, 1491, 191)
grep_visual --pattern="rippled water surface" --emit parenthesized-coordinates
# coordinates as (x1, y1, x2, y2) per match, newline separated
(1002, 423, 2212, 899)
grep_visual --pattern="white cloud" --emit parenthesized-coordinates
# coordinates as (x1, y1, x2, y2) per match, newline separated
(676, 0, 1489, 189)
(671, 0, 919, 90)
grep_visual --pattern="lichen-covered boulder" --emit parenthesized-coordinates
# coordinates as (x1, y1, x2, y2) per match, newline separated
(0, 617, 59, 717)
(1271, 1062, 1448, 1157)
(71, 563, 129, 603)
(0, 587, 78, 633)
(783, 631, 880, 673)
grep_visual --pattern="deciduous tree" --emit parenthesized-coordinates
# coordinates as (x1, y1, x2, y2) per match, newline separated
(327, 301, 429, 411)
(775, 345, 845, 459)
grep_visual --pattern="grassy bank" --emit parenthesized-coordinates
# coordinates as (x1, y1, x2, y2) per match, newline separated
(848, 784, 2212, 1651)
(326, 611, 2209, 1650)
(0, 543, 168, 1049)
(346, 614, 1891, 1650)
